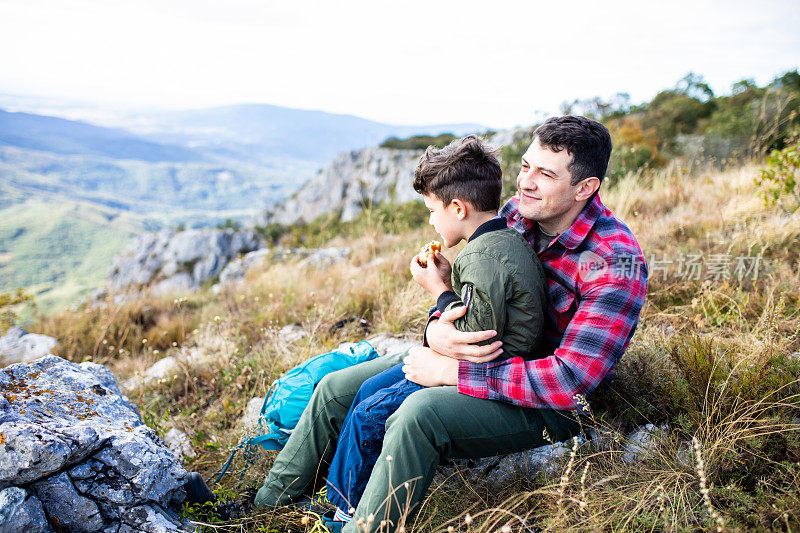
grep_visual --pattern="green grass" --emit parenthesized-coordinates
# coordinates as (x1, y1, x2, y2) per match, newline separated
(0, 199, 142, 314)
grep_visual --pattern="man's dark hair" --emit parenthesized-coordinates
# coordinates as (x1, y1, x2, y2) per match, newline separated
(533, 116, 613, 185)
(413, 135, 502, 212)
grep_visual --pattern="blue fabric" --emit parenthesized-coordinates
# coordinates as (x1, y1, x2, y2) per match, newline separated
(326, 363, 423, 511)
(214, 341, 380, 485)
(258, 341, 380, 450)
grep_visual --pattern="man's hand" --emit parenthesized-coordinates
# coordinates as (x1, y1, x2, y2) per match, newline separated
(410, 251, 453, 297)
(426, 305, 503, 362)
(402, 346, 459, 386)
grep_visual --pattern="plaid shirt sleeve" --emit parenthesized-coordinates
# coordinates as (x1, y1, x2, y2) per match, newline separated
(457, 254, 648, 410)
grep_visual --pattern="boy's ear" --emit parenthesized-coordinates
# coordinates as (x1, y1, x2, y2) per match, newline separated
(450, 199, 468, 220)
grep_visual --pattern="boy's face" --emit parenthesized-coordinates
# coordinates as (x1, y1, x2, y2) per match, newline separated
(422, 194, 464, 248)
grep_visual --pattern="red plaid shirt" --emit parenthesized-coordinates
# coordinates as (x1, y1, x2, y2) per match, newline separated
(453, 194, 648, 410)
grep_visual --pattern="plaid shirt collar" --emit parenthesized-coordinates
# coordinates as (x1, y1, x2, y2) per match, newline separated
(503, 193, 604, 251)
(556, 193, 603, 250)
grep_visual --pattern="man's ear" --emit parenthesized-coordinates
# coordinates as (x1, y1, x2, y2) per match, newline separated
(450, 199, 468, 220)
(574, 177, 600, 202)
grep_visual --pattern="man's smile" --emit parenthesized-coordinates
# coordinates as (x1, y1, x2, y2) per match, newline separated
(520, 191, 541, 200)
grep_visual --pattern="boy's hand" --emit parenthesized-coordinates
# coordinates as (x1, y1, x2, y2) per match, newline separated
(430, 250, 452, 284)
(410, 251, 452, 297)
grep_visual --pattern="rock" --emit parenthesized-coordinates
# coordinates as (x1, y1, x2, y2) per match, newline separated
(32, 471, 104, 532)
(123, 505, 183, 533)
(150, 273, 195, 297)
(106, 228, 261, 295)
(250, 148, 423, 227)
(240, 397, 264, 428)
(297, 247, 351, 268)
(485, 127, 533, 150)
(365, 334, 418, 356)
(0, 356, 188, 532)
(248, 127, 533, 229)
(278, 325, 308, 344)
(164, 428, 196, 460)
(434, 436, 584, 490)
(145, 356, 179, 384)
(219, 248, 273, 287)
(622, 423, 667, 464)
(0, 486, 52, 533)
(0, 327, 57, 367)
(358, 257, 387, 270)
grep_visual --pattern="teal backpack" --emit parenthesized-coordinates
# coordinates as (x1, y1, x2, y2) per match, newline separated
(214, 341, 380, 484)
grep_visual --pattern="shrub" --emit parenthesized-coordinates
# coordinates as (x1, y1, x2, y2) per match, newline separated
(606, 117, 664, 179)
(756, 138, 800, 213)
(0, 288, 33, 335)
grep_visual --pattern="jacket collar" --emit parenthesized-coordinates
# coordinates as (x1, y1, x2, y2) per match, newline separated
(552, 194, 604, 250)
(469, 216, 507, 242)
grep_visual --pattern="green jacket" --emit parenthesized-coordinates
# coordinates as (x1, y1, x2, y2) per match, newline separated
(436, 217, 546, 359)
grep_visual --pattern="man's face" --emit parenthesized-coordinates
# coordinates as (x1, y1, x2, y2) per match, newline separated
(516, 139, 579, 232)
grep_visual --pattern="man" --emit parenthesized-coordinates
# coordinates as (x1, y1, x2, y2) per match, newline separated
(253, 115, 648, 532)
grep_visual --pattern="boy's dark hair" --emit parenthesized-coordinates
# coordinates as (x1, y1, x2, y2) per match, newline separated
(413, 135, 502, 211)
(534, 116, 613, 185)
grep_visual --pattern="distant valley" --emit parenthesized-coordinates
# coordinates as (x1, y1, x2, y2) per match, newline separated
(0, 95, 485, 313)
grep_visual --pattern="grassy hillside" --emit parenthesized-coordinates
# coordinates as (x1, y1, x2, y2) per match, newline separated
(0, 200, 142, 314)
(29, 157, 800, 531)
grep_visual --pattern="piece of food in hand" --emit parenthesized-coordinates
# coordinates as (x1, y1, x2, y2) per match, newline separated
(416, 240, 441, 267)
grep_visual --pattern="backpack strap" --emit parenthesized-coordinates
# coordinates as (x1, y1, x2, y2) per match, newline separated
(214, 378, 282, 486)
(213, 430, 285, 486)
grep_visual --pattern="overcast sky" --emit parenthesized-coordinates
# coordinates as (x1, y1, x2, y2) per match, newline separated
(1, 0, 798, 128)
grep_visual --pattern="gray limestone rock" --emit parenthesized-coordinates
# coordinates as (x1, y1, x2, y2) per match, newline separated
(365, 334, 418, 356)
(106, 228, 261, 295)
(164, 427, 196, 460)
(250, 148, 423, 227)
(0, 326, 57, 367)
(32, 471, 104, 532)
(297, 247, 351, 268)
(622, 423, 668, 464)
(434, 436, 586, 490)
(278, 325, 308, 344)
(248, 127, 532, 229)
(0, 486, 53, 533)
(219, 247, 273, 286)
(240, 396, 265, 428)
(0, 356, 188, 532)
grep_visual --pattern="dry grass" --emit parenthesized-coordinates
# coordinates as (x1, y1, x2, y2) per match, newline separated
(31, 159, 800, 531)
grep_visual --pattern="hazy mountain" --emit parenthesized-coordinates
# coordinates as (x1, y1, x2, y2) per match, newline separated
(0, 109, 202, 163)
(138, 104, 485, 164)
(0, 93, 485, 167)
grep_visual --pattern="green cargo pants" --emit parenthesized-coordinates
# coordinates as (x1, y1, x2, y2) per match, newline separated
(254, 351, 581, 532)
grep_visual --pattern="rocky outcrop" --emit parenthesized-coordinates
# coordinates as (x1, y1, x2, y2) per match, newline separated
(250, 147, 422, 227)
(248, 128, 532, 228)
(217, 246, 351, 288)
(0, 356, 188, 532)
(106, 228, 261, 295)
(0, 327, 57, 367)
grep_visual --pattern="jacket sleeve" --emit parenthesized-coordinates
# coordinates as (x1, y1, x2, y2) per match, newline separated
(457, 253, 648, 410)
(443, 252, 510, 347)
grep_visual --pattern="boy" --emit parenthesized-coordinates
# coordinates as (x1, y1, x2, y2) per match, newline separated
(325, 135, 546, 526)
